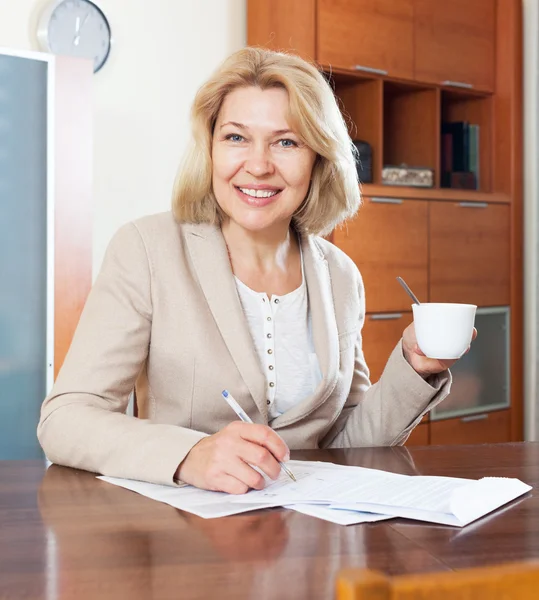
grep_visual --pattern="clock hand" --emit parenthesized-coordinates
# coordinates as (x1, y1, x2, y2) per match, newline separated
(79, 13, 90, 31)
(72, 13, 90, 46)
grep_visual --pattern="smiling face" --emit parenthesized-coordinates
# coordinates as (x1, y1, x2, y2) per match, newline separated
(211, 86, 317, 237)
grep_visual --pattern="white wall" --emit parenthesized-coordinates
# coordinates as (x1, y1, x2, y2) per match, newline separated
(0, 0, 246, 273)
(523, 0, 539, 440)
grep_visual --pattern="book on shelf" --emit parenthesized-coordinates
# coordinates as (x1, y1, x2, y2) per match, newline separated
(441, 121, 480, 190)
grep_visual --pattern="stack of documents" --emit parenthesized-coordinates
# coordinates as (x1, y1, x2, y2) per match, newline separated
(99, 460, 531, 527)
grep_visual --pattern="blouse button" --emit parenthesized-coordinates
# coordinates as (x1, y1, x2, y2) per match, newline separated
(267, 333, 272, 339)
(269, 382, 275, 388)
(266, 399, 270, 405)
(274, 298, 280, 304)
(267, 349, 273, 354)
(268, 365, 274, 370)
(267, 317, 272, 321)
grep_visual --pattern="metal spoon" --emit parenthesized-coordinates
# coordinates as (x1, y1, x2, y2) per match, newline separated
(396, 276, 421, 305)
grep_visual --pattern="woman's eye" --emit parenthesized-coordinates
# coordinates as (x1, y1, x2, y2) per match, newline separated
(278, 139, 298, 148)
(225, 134, 245, 142)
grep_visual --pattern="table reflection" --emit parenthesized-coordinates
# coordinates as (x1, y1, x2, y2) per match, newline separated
(37, 465, 293, 599)
(36, 447, 427, 599)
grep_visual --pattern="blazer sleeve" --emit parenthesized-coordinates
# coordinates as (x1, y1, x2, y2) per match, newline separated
(37, 222, 207, 485)
(321, 273, 452, 449)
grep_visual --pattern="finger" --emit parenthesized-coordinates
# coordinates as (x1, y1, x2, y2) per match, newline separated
(414, 343, 426, 357)
(437, 360, 452, 370)
(237, 439, 281, 480)
(212, 473, 250, 495)
(225, 459, 266, 491)
(236, 423, 290, 462)
(471, 327, 478, 341)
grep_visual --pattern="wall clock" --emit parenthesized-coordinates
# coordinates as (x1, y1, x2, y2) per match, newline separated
(37, 0, 112, 73)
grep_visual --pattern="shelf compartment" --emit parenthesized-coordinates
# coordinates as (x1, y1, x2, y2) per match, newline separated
(336, 77, 383, 184)
(383, 81, 439, 185)
(441, 89, 493, 193)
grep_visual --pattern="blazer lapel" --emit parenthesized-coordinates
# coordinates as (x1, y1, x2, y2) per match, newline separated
(271, 235, 340, 428)
(183, 223, 268, 420)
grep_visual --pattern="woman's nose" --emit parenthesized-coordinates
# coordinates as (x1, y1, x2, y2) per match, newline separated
(244, 144, 274, 177)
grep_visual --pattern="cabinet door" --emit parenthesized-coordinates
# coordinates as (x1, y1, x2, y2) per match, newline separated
(317, 0, 414, 79)
(431, 307, 510, 420)
(414, 0, 496, 92)
(362, 313, 412, 383)
(247, 0, 316, 60)
(429, 202, 510, 306)
(430, 409, 510, 445)
(405, 422, 429, 446)
(333, 198, 428, 313)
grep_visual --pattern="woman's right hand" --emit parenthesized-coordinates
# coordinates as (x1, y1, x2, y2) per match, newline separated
(176, 421, 290, 494)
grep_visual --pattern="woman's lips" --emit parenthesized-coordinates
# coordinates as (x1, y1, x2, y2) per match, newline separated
(234, 186, 282, 207)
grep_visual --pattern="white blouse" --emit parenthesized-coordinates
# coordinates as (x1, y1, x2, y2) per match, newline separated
(234, 259, 323, 419)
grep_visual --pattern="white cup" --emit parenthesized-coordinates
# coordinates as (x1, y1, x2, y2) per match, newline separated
(412, 303, 477, 360)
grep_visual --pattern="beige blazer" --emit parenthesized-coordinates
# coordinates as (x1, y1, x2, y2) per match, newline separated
(38, 212, 451, 485)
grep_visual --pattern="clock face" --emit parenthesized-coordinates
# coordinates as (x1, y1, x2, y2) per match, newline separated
(39, 0, 111, 73)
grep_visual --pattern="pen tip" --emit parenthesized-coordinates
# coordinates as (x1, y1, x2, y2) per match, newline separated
(222, 390, 229, 398)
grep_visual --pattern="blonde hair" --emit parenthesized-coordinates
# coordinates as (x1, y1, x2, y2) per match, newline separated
(172, 47, 360, 236)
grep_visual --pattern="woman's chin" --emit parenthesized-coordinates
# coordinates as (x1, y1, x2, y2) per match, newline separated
(228, 213, 290, 234)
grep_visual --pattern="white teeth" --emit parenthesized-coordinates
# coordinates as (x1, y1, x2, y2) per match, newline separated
(239, 187, 279, 198)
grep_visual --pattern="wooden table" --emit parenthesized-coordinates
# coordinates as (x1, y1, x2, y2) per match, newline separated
(1, 443, 538, 599)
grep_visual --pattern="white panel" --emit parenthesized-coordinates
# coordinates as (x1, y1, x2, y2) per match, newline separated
(524, 0, 539, 441)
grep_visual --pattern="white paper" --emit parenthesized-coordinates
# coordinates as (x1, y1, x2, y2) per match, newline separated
(329, 474, 532, 527)
(232, 460, 532, 528)
(450, 477, 533, 525)
(98, 459, 532, 527)
(287, 504, 393, 526)
(97, 475, 280, 519)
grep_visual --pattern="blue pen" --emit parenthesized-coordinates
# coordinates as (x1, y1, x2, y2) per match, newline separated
(221, 389, 296, 482)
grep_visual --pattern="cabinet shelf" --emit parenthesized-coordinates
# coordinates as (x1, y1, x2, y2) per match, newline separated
(359, 184, 509, 204)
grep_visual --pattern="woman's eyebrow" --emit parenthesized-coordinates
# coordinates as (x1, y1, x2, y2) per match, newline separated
(220, 121, 295, 136)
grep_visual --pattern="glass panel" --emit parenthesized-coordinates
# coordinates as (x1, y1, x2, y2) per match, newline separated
(0, 54, 48, 458)
(432, 307, 510, 420)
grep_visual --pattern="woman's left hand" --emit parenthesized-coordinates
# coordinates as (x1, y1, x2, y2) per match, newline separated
(402, 323, 478, 379)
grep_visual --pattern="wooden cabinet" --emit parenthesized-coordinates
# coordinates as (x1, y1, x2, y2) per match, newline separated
(250, 0, 496, 91)
(317, 0, 414, 79)
(333, 198, 428, 313)
(414, 0, 496, 91)
(362, 313, 412, 383)
(429, 202, 510, 306)
(430, 409, 510, 445)
(405, 422, 429, 446)
(247, 0, 316, 60)
(248, 0, 523, 443)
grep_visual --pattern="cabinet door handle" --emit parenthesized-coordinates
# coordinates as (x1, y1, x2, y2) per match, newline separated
(461, 414, 488, 423)
(458, 202, 488, 208)
(370, 197, 403, 205)
(354, 64, 388, 76)
(369, 313, 403, 320)
(442, 80, 473, 89)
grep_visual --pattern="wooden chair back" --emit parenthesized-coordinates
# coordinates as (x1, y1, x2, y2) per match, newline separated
(336, 562, 539, 600)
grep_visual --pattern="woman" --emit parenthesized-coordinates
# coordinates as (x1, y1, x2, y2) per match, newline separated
(38, 48, 463, 493)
